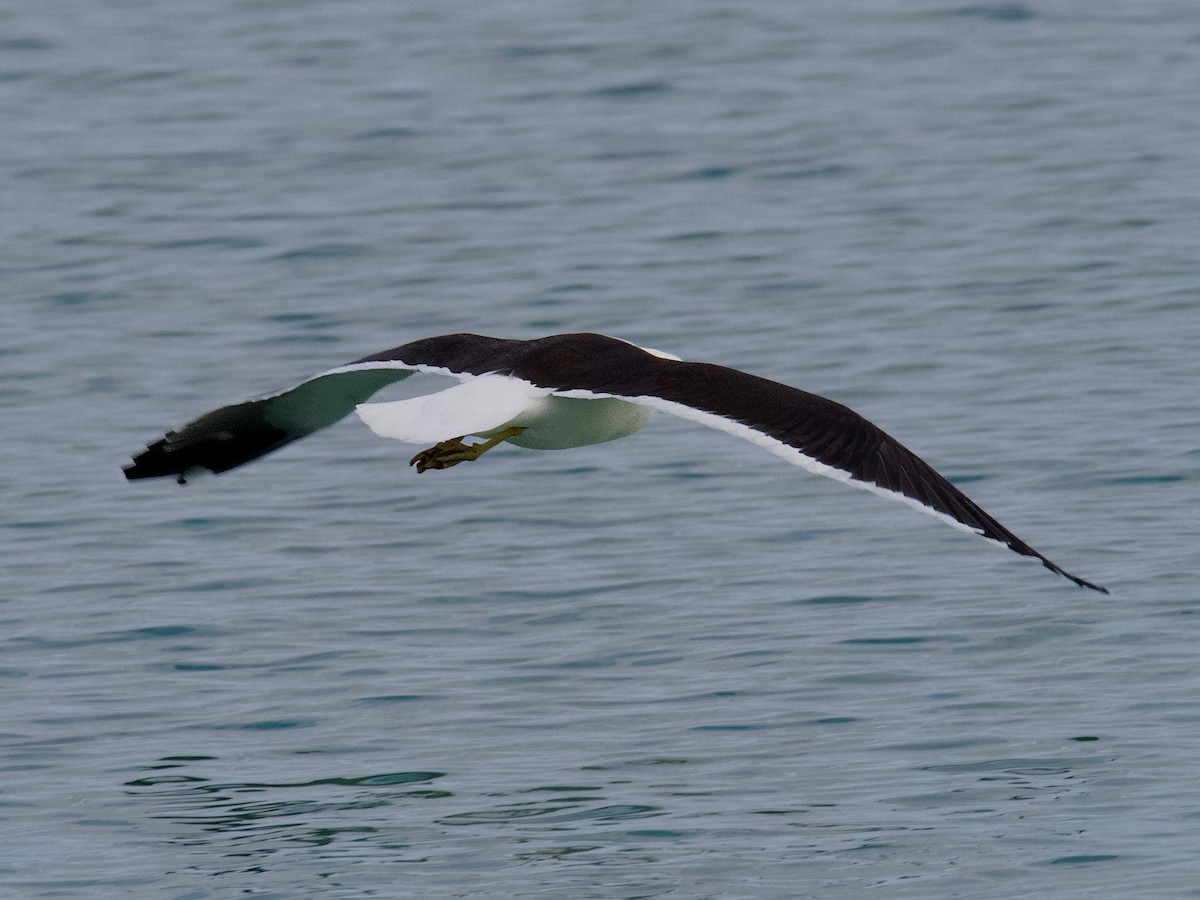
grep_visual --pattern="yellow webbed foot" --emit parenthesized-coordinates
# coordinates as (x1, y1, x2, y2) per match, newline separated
(409, 438, 474, 473)
(408, 427, 526, 474)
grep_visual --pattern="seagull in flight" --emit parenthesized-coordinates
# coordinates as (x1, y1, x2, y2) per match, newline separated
(124, 332, 1107, 592)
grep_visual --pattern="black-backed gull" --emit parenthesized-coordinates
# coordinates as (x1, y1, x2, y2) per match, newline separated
(124, 332, 1106, 592)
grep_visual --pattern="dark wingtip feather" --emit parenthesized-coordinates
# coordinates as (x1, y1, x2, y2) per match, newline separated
(1046, 561, 1109, 594)
(123, 437, 179, 481)
(123, 421, 290, 483)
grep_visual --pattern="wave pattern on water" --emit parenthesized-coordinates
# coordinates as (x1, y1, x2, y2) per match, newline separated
(3, 0, 1199, 896)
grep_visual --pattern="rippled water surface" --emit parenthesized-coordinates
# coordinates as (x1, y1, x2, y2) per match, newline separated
(3, 1, 1199, 897)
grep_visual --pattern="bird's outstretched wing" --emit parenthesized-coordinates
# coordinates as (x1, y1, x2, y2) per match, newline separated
(546, 350, 1107, 593)
(123, 333, 529, 482)
(123, 366, 415, 482)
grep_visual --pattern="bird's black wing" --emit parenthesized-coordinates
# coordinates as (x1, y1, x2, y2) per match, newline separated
(530, 338, 1105, 593)
(123, 334, 527, 483)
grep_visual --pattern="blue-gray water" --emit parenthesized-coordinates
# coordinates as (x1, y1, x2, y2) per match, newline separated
(3, 1, 1198, 897)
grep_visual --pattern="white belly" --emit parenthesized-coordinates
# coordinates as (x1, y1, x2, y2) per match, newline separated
(357, 375, 650, 450)
(499, 395, 650, 449)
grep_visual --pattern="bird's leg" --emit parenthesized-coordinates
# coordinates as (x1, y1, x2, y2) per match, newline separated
(409, 427, 526, 473)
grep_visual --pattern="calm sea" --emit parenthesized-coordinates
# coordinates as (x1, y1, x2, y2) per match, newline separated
(3, 1, 1198, 897)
